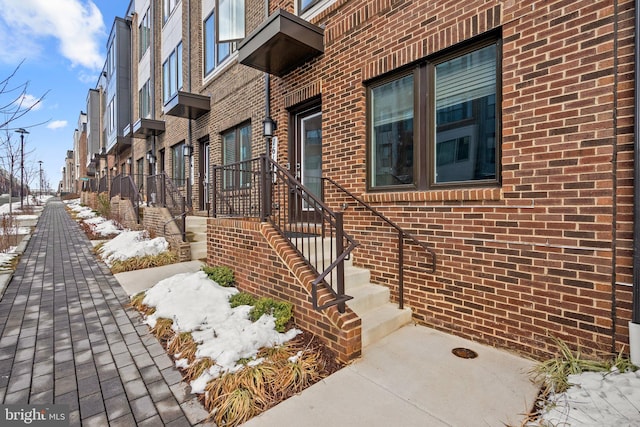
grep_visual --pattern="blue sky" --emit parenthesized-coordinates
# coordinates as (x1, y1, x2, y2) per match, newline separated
(0, 0, 129, 190)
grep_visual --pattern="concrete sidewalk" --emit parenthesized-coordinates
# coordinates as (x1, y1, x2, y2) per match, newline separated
(242, 325, 539, 427)
(0, 200, 210, 426)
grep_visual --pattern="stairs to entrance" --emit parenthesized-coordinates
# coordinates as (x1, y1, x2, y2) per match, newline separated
(185, 216, 207, 261)
(292, 237, 412, 349)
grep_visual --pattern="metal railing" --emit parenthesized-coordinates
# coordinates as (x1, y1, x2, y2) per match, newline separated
(147, 172, 188, 241)
(110, 174, 141, 223)
(212, 154, 358, 312)
(322, 177, 436, 309)
(98, 175, 108, 193)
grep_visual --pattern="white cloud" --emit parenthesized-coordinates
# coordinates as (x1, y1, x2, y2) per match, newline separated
(14, 93, 43, 111)
(47, 120, 67, 130)
(0, 0, 105, 70)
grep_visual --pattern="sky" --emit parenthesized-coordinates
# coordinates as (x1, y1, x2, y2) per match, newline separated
(0, 0, 129, 190)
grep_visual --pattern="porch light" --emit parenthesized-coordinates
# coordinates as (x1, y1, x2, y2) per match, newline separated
(183, 144, 193, 157)
(147, 151, 156, 164)
(126, 157, 132, 165)
(262, 116, 276, 138)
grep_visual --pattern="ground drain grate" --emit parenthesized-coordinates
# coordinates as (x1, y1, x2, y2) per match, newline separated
(452, 347, 478, 359)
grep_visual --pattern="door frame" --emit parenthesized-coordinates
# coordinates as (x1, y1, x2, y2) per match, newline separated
(288, 97, 322, 223)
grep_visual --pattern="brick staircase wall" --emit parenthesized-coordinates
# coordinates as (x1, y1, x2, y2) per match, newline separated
(207, 217, 362, 363)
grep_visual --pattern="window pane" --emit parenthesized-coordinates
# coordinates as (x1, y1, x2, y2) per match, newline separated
(434, 44, 496, 183)
(300, 0, 319, 14)
(177, 43, 183, 91)
(218, 0, 245, 42)
(370, 74, 414, 188)
(239, 124, 251, 186)
(223, 131, 236, 189)
(163, 61, 170, 102)
(204, 14, 215, 74)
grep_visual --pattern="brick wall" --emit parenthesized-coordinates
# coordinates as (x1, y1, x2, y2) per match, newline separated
(141, 206, 192, 262)
(207, 218, 361, 362)
(262, 0, 637, 360)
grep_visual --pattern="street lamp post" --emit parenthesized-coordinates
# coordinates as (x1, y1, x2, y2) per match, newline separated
(38, 160, 43, 201)
(15, 128, 29, 210)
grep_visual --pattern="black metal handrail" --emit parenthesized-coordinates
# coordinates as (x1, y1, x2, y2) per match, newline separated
(110, 174, 141, 223)
(147, 172, 188, 241)
(322, 177, 436, 309)
(211, 154, 358, 313)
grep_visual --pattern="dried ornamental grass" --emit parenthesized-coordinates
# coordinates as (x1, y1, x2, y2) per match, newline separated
(110, 251, 178, 273)
(185, 358, 215, 382)
(150, 318, 174, 343)
(167, 332, 198, 362)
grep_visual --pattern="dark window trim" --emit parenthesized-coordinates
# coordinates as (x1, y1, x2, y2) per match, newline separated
(366, 33, 502, 192)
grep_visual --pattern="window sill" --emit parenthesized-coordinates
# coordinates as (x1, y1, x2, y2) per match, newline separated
(361, 187, 502, 204)
(203, 52, 239, 87)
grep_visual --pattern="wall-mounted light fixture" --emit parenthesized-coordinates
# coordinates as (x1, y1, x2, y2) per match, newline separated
(126, 157, 132, 165)
(183, 144, 193, 157)
(262, 116, 277, 138)
(147, 151, 156, 164)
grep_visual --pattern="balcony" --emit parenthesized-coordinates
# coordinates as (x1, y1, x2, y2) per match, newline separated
(163, 91, 211, 119)
(238, 9, 324, 77)
(126, 118, 166, 138)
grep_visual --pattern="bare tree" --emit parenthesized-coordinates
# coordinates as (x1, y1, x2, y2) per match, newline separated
(0, 60, 49, 130)
(0, 61, 48, 215)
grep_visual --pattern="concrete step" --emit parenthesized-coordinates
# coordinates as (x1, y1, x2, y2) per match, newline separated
(359, 304, 412, 348)
(185, 216, 208, 234)
(190, 241, 207, 261)
(346, 283, 390, 314)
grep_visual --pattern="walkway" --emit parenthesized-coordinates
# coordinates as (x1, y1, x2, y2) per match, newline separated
(0, 200, 210, 426)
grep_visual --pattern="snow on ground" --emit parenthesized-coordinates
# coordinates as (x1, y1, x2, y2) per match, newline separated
(0, 227, 31, 235)
(535, 369, 640, 426)
(0, 247, 17, 271)
(141, 271, 301, 393)
(98, 230, 169, 266)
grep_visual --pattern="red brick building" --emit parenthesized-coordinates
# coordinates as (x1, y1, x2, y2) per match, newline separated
(83, 0, 638, 362)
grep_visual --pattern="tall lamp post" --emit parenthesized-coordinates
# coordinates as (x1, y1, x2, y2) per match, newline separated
(15, 128, 29, 210)
(38, 160, 43, 201)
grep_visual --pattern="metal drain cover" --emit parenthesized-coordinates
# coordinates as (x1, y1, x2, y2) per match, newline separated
(452, 347, 478, 359)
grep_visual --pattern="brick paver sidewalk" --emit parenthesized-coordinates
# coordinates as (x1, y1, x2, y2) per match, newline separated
(0, 199, 210, 426)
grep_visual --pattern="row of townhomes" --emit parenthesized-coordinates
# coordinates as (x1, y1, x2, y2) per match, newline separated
(66, 0, 640, 364)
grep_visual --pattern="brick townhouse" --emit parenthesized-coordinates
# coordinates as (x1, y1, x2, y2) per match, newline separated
(78, 0, 639, 363)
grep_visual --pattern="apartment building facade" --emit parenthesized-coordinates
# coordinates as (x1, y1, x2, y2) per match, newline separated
(76, 0, 638, 362)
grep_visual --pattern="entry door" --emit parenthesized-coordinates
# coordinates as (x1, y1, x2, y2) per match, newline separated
(199, 140, 210, 211)
(291, 105, 322, 222)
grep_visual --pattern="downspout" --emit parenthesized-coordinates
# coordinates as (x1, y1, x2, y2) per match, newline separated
(264, 0, 271, 155)
(151, 0, 157, 174)
(187, 0, 193, 206)
(629, 0, 640, 366)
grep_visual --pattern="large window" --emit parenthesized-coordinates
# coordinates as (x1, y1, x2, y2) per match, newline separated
(139, 8, 151, 57)
(368, 39, 499, 190)
(204, 11, 231, 76)
(139, 80, 151, 118)
(222, 123, 251, 189)
(172, 143, 185, 181)
(163, 43, 183, 103)
(163, 0, 179, 23)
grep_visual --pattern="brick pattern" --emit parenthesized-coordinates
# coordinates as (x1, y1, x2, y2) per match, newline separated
(264, 0, 636, 360)
(207, 218, 361, 362)
(110, 0, 636, 362)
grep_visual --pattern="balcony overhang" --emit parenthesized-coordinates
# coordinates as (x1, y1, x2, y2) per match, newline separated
(164, 91, 211, 119)
(129, 118, 166, 138)
(238, 9, 324, 77)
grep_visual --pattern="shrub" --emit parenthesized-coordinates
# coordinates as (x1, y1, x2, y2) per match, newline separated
(202, 265, 235, 287)
(250, 298, 292, 333)
(96, 193, 111, 218)
(229, 292, 257, 308)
